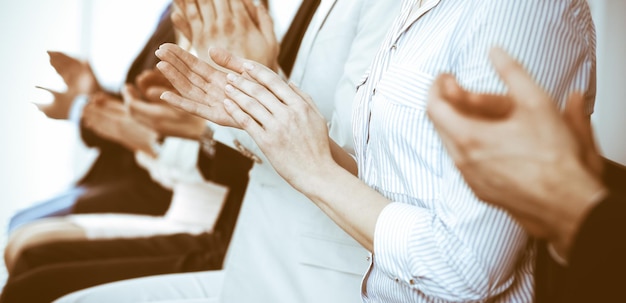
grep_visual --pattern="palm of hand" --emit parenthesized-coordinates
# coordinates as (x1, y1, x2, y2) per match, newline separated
(156, 43, 239, 127)
(83, 96, 159, 156)
(36, 52, 100, 119)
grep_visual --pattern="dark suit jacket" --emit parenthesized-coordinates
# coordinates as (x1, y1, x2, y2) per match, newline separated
(70, 5, 176, 215)
(535, 158, 626, 303)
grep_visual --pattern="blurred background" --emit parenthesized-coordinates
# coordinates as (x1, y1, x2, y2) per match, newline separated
(0, 0, 624, 286)
(0, 0, 171, 285)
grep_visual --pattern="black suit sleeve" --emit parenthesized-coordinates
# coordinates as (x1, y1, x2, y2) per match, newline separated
(562, 159, 626, 303)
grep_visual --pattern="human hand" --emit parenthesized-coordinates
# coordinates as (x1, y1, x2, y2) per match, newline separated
(427, 47, 606, 258)
(171, 0, 278, 69)
(82, 92, 159, 157)
(35, 51, 100, 119)
(125, 83, 207, 140)
(209, 49, 333, 190)
(135, 69, 176, 103)
(156, 43, 240, 127)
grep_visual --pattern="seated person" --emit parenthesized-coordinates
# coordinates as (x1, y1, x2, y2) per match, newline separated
(426, 48, 626, 302)
(7, 2, 177, 234)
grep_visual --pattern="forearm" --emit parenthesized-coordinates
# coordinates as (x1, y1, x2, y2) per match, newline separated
(297, 162, 388, 251)
(329, 139, 358, 176)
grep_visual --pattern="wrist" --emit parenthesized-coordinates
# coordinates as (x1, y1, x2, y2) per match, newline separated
(548, 157, 607, 260)
(295, 160, 346, 201)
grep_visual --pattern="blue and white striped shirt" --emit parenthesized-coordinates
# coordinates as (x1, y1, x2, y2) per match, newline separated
(353, 0, 596, 302)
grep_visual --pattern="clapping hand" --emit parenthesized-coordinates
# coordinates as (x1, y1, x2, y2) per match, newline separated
(35, 51, 100, 119)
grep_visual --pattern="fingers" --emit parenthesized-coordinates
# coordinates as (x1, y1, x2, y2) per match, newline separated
(225, 73, 284, 115)
(128, 99, 163, 129)
(223, 98, 264, 136)
(145, 86, 170, 103)
(224, 81, 274, 124)
(135, 69, 173, 96)
(197, 0, 216, 23)
(255, 3, 276, 45)
(156, 44, 216, 102)
(563, 92, 588, 140)
(183, 0, 204, 23)
(287, 82, 320, 115)
(241, 0, 261, 25)
(35, 85, 61, 96)
(429, 74, 514, 119)
(171, 9, 192, 43)
(426, 75, 469, 160)
(160, 91, 218, 121)
(489, 47, 548, 108)
(237, 61, 303, 106)
(563, 92, 604, 176)
(212, 0, 231, 19)
(47, 51, 79, 70)
(121, 84, 142, 107)
(209, 47, 247, 73)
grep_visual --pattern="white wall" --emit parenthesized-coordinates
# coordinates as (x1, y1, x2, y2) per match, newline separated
(588, 0, 626, 165)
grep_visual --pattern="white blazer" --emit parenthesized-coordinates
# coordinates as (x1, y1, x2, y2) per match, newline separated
(213, 0, 400, 302)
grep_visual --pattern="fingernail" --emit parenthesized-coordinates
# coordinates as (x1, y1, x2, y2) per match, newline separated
(243, 62, 254, 71)
(225, 84, 234, 92)
(226, 73, 237, 82)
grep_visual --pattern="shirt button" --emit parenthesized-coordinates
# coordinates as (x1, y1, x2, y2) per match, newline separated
(366, 256, 371, 262)
(409, 279, 415, 285)
(391, 44, 397, 50)
(394, 278, 400, 283)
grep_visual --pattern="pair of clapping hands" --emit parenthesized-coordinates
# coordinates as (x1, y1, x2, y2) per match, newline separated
(36, 0, 278, 157)
(157, 44, 605, 261)
(37, 0, 604, 258)
(36, 51, 204, 158)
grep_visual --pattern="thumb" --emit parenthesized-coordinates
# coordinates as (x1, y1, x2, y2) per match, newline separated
(563, 92, 603, 176)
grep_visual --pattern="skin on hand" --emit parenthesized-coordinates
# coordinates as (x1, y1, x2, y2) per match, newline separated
(171, 0, 278, 69)
(130, 69, 206, 140)
(223, 64, 335, 190)
(134, 69, 176, 103)
(82, 92, 160, 157)
(35, 51, 101, 120)
(156, 43, 240, 126)
(426, 47, 606, 259)
(217, 49, 387, 251)
(126, 83, 206, 140)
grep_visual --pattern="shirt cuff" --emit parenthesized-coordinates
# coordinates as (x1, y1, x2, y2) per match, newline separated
(373, 202, 423, 284)
(69, 94, 89, 124)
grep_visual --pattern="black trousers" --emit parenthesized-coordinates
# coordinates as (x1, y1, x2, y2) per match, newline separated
(0, 143, 253, 303)
(0, 233, 221, 303)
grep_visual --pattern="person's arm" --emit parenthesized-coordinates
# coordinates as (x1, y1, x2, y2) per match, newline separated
(428, 48, 606, 260)
(171, 0, 278, 69)
(564, 189, 626, 302)
(34, 51, 101, 120)
(222, 1, 597, 300)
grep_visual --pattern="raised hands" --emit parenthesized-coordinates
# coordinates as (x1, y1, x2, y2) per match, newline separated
(35, 51, 101, 119)
(171, 0, 278, 69)
(426, 47, 605, 257)
(156, 43, 237, 126)
(82, 92, 160, 157)
(217, 50, 333, 189)
(129, 69, 207, 140)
